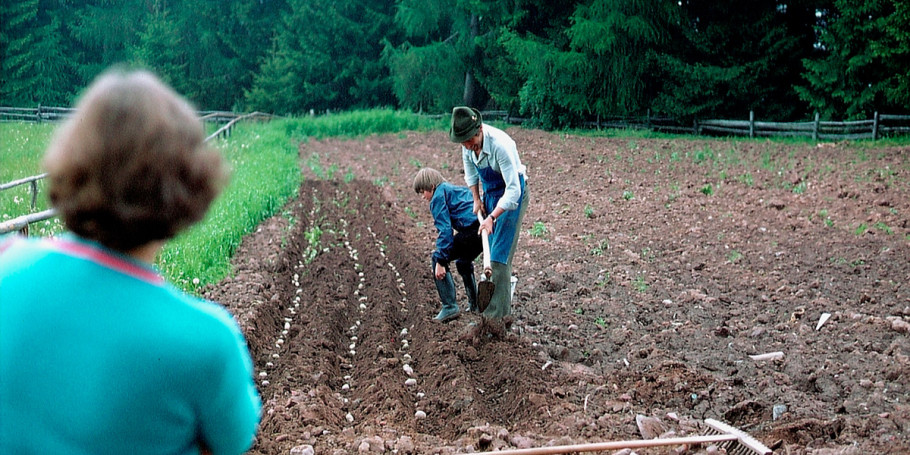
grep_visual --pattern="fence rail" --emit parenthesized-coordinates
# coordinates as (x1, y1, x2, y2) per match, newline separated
(573, 111, 910, 141)
(0, 106, 262, 124)
(1, 110, 273, 235)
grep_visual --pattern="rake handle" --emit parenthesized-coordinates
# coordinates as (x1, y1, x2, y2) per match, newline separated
(464, 433, 737, 455)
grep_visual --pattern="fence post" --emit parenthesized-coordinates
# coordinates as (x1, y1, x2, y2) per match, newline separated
(29, 181, 38, 210)
(693, 118, 699, 136)
(872, 111, 879, 140)
(813, 112, 820, 142)
(647, 109, 652, 131)
(36, 104, 42, 123)
(749, 111, 755, 138)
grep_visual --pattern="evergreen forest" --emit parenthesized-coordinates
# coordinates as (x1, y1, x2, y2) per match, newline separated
(2, 0, 908, 128)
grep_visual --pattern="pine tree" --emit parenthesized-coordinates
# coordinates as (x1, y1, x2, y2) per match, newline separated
(246, 0, 395, 114)
(1, 0, 77, 106)
(797, 0, 910, 119)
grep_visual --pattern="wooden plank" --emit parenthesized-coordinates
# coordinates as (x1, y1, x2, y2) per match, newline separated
(0, 173, 48, 191)
(0, 209, 57, 235)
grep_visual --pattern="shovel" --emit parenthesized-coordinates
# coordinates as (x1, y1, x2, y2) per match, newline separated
(476, 212, 494, 312)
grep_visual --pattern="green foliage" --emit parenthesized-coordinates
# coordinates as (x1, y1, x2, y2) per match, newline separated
(584, 204, 595, 218)
(158, 120, 302, 292)
(1, 0, 78, 106)
(632, 275, 649, 292)
(796, 0, 910, 120)
(383, 41, 464, 113)
(131, 8, 187, 92)
(282, 108, 445, 140)
(0, 122, 61, 235)
(501, 32, 587, 128)
(529, 221, 548, 239)
(566, 0, 669, 116)
(653, 2, 819, 121)
(246, 0, 397, 114)
(1, 0, 908, 126)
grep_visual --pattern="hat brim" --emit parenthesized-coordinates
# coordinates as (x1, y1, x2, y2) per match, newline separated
(449, 107, 482, 143)
(449, 125, 480, 143)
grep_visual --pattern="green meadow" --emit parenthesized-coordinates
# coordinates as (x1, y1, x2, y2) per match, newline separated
(0, 110, 445, 293)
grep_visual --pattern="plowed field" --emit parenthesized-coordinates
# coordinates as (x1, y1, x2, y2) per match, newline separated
(204, 129, 909, 454)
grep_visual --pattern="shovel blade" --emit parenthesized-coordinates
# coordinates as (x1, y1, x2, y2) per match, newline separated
(477, 280, 495, 313)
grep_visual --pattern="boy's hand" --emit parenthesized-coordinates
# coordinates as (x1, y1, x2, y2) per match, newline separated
(473, 200, 485, 217)
(435, 262, 446, 280)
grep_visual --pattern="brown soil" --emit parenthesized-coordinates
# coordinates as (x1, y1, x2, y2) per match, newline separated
(204, 129, 910, 454)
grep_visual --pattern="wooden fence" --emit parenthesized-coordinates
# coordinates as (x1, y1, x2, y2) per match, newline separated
(471, 110, 910, 141)
(0, 110, 272, 235)
(0, 106, 263, 124)
(580, 111, 910, 141)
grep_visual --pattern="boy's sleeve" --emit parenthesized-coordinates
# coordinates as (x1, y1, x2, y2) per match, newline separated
(430, 192, 456, 265)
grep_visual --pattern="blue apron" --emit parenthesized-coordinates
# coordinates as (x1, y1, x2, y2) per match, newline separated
(477, 165, 526, 264)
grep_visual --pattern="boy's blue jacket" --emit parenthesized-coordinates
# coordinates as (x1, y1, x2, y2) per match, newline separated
(430, 182, 477, 265)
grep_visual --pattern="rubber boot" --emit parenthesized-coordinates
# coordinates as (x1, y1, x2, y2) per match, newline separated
(482, 262, 513, 319)
(433, 271, 460, 322)
(455, 259, 478, 312)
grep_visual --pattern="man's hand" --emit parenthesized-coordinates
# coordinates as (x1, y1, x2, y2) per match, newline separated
(479, 215, 495, 235)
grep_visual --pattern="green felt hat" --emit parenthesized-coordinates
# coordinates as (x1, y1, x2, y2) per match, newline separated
(449, 106, 482, 143)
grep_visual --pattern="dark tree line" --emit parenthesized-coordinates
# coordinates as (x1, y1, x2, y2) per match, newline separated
(2, 0, 907, 127)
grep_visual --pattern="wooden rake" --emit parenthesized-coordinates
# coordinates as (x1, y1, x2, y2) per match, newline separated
(464, 418, 771, 455)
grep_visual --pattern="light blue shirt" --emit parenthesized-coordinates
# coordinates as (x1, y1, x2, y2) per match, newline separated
(462, 123, 527, 212)
(0, 234, 261, 455)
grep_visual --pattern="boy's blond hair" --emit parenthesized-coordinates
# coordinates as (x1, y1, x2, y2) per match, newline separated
(413, 167, 446, 194)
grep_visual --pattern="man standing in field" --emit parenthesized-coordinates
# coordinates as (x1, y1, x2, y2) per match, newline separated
(450, 106, 529, 329)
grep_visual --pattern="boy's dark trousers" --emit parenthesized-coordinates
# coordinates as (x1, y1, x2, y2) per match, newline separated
(432, 226, 482, 318)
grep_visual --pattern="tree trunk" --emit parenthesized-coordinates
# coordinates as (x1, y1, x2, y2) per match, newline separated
(462, 13, 489, 108)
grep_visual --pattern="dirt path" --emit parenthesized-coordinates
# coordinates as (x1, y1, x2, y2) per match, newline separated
(205, 130, 909, 454)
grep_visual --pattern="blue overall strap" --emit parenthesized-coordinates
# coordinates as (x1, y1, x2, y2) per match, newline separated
(477, 166, 526, 264)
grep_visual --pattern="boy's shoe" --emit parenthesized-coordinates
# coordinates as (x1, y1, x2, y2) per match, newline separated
(434, 307, 460, 322)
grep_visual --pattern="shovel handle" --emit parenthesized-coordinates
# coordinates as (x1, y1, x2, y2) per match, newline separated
(477, 212, 492, 278)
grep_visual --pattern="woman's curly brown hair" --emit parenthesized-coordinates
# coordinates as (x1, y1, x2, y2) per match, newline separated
(43, 69, 228, 252)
